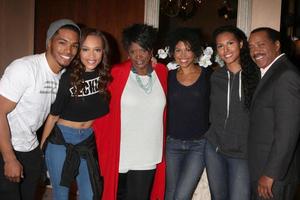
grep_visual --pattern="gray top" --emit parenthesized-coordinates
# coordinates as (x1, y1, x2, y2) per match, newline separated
(205, 67, 249, 159)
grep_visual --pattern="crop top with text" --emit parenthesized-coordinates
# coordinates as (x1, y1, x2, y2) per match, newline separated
(50, 70, 109, 122)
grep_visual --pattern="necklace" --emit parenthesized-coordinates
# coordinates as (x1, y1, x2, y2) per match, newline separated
(135, 73, 153, 94)
(131, 65, 153, 94)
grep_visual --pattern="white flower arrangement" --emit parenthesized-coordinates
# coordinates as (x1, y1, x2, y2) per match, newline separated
(197, 47, 213, 68)
(166, 62, 179, 70)
(157, 46, 214, 70)
(214, 54, 225, 67)
(157, 46, 170, 59)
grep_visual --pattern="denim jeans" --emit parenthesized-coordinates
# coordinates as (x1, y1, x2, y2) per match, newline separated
(205, 141, 250, 200)
(165, 136, 206, 200)
(45, 124, 93, 200)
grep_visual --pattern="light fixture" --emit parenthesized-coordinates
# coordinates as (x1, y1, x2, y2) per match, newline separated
(218, 0, 237, 20)
(160, 0, 237, 20)
(160, 0, 204, 19)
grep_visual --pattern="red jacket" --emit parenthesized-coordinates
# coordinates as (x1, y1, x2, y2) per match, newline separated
(93, 60, 168, 200)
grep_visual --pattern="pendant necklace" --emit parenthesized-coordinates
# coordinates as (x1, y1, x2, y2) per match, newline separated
(131, 66, 153, 94)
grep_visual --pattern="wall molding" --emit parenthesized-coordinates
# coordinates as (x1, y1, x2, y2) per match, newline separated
(237, 0, 252, 36)
(144, 0, 160, 28)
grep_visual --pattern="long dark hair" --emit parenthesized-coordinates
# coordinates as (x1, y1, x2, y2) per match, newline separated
(213, 25, 260, 109)
(70, 27, 111, 100)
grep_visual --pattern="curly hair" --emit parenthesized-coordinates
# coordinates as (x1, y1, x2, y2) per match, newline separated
(69, 27, 112, 100)
(167, 27, 203, 58)
(122, 23, 158, 51)
(213, 25, 260, 109)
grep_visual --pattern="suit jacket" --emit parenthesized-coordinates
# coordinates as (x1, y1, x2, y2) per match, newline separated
(93, 60, 168, 200)
(248, 55, 300, 183)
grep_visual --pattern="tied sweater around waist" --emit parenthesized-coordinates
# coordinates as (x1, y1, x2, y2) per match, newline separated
(47, 125, 102, 200)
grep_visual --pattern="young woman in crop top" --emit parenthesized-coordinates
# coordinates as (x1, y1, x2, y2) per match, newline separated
(40, 28, 111, 200)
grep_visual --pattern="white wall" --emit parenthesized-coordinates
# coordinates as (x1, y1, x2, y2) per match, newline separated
(251, 0, 282, 31)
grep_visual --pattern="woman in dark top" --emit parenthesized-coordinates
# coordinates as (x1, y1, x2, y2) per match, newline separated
(205, 26, 259, 200)
(165, 28, 212, 200)
(40, 28, 111, 200)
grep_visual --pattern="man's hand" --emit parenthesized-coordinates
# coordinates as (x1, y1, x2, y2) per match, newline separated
(258, 175, 274, 199)
(0, 95, 21, 182)
(4, 159, 23, 182)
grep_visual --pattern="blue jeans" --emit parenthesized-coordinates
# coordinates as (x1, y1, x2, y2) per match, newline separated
(205, 141, 250, 200)
(45, 124, 93, 200)
(165, 136, 206, 200)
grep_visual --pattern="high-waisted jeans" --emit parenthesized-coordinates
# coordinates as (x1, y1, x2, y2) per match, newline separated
(45, 124, 93, 200)
(165, 136, 206, 200)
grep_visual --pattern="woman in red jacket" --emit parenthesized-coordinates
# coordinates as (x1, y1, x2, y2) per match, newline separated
(93, 23, 167, 200)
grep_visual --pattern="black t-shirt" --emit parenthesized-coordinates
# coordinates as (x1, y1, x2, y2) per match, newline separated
(167, 67, 211, 140)
(50, 70, 109, 122)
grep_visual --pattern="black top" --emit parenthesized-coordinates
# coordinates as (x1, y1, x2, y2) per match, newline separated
(167, 67, 211, 140)
(50, 70, 109, 121)
(205, 67, 249, 159)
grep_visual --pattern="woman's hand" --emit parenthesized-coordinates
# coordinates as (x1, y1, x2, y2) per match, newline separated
(151, 57, 157, 68)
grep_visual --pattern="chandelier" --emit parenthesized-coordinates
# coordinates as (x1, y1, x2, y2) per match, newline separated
(160, 0, 236, 20)
(160, 0, 204, 18)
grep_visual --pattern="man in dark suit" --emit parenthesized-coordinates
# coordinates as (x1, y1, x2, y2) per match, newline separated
(248, 27, 300, 200)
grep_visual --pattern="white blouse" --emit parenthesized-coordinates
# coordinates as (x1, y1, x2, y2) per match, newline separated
(119, 71, 166, 173)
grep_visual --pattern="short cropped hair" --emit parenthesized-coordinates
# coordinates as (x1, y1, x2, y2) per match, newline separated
(122, 23, 158, 51)
(250, 27, 280, 43)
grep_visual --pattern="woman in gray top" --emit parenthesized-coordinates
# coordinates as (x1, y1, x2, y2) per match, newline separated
(205, 26, 259, 200)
